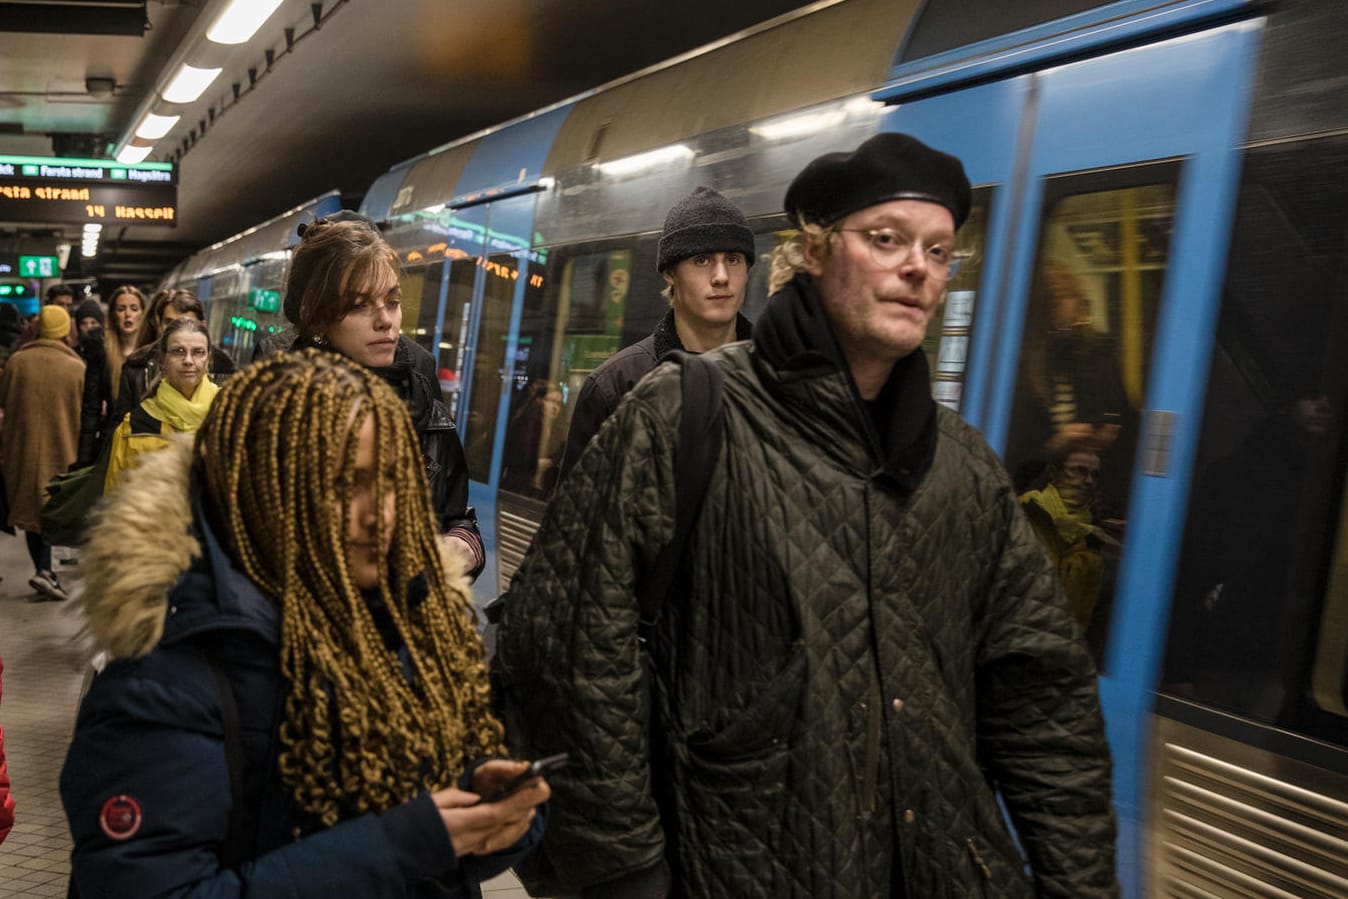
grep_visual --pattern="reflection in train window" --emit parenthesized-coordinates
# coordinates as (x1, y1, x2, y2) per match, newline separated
(923, 186, 993, 411)
(1164, 136, 1348, 743)
(463, 254, 540, 483)
(398, 264, 445, 359)
(499, 248, 633, 500)
(438, 261, 477, 419)
(1003, 166, 1179, 666)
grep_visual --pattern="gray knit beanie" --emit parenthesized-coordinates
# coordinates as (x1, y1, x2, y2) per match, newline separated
(656, 187, 755, 272)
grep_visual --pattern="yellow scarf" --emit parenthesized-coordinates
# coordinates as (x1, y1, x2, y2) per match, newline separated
(142, 376, 219, 434)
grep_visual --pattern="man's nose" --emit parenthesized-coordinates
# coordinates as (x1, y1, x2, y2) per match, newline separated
(710, 259, 730, 284)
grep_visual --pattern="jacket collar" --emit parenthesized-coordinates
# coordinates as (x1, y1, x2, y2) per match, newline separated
(751, 273, 938, 490)
(652, 308, 754, 359)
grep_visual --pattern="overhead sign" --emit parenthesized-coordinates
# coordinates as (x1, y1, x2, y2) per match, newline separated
(0, 180, 177, 228)
(250, 288, 280, 313)
(0, 154, 175, 186)
(18, 255, 58, 278)
(0, 154, 178, 228)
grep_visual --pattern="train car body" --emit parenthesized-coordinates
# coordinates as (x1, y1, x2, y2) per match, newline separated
(171, 0, 1348, 894)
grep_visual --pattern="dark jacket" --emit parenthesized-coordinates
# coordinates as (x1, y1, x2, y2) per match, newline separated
(76, 332, 109, 466)
(292, 335, 484, 579)
(497, 275, 1117, 898)
(559, 309, 752, 478)
(61, 440, 541, 898)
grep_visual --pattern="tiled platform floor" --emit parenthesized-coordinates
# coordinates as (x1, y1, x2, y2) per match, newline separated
(0, 534, 531, 898)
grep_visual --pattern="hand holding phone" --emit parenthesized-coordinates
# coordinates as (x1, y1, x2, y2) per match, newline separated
(480, 753, 569, 803)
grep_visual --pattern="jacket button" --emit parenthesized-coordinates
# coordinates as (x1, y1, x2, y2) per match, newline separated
(891, 698, 905, 713)
(169, 605, 177, 615)
(903, 809, 916, 824)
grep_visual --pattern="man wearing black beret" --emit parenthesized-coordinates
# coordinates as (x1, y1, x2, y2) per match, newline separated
(499, 133, 1119, 898)
(559, 186, 755, 476)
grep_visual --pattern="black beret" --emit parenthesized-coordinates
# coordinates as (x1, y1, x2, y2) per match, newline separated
(657, 187, 756, 272)
(784, 133, 971, 229)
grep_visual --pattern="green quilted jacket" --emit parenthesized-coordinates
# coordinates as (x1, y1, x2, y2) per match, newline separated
(497, 280, 1118, 898)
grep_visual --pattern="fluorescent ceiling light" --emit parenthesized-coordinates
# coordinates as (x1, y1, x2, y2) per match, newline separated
(116, 144, 153, 164)
(207, 0, 286, 44)
(83, 223, 103, 233)
(162, 64, 223, 104)
(135, 113, 181, 140)
(750, 109, 846, 141)
(597, 145, 694, 176)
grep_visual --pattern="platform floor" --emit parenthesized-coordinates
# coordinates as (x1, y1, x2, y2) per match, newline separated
(0, 533, 530, 897)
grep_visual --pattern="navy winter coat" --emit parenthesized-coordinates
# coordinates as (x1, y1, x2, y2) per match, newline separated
(61, 439, 540, 897)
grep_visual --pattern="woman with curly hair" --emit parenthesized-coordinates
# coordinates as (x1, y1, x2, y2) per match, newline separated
(61, 350, 547, 897)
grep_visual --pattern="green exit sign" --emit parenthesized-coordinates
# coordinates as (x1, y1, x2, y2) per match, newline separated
(250, 288, 280, 313)
(18, 256, 58, 278)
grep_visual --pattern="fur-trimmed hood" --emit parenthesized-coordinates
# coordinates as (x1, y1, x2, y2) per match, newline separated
(80, 436, 200, 659)
(79, 435, 476, 661)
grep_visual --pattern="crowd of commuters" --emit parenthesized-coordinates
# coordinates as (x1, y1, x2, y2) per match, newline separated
(0, 133, 1119, 897)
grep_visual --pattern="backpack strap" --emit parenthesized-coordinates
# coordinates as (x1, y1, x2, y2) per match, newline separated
(203, 657, 247, 869)
(636, 351, 724, 628)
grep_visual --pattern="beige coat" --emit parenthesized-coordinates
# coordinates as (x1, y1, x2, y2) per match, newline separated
(0, 339, 84, 532)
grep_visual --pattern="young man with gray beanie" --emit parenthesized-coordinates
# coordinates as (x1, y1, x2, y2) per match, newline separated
(499, 133, 1117, 897)
(558, 186, 756, 476)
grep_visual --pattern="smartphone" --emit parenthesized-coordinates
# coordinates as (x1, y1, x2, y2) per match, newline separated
(481, 753, 569, 803)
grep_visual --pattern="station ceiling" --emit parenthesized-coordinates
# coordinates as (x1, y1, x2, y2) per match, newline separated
(0, 0, 818, 289)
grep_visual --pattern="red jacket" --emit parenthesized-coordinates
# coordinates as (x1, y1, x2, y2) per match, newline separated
(0, 655, 13, 843)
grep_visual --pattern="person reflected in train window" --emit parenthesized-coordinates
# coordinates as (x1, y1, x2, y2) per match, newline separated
(1009, 261, 1133, 507)
(63, 351, 547, 897)
(285, 211, 485, 581)
(497, 133, 1118, 898)
(113, 289, 236, 427)
(104, 318, 220, 495)
(501, 381, 566, 495)
(1167, 364, 1336, 721)
(1020, 444, 1121, 637)
(76, 286, 146, 467)
(558, 187, 756, 477)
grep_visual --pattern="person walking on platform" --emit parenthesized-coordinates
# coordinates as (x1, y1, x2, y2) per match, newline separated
(0, 305, 84, 601)
(496, 133, 1118, 898)
(559, 187, 756, 477)
(62, 350, 549, 897)
(103, 318, 219, 494)
(14, 284, 75, 350)
(113, 289, 235, 428)
(76, 285, 146, 467)
(285, 211, 485, 580)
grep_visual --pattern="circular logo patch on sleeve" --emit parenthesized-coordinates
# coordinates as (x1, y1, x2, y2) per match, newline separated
(99, 795, 143, 840)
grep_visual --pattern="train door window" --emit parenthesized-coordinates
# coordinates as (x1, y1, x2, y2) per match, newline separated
(398, 263, 446, 360)
(436, 260, 477, 420)
(1003, 166, 1179, 665)
(1162, 135, 1348, 742)
(246, 256, 288, 356)
(741, 218, 792, 325)
(498, 246, 636, 500)
(463, 253, 541, 483)
(924, 187, 992, 411)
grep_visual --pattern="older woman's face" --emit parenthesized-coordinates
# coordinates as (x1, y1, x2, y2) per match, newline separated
(163, 331, 209, 399)
(324, 265, 402, 369)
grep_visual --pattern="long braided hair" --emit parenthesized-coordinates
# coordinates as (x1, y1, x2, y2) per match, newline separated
(194, 349, 503, 825)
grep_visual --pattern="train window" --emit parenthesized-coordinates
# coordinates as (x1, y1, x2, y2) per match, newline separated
(499, 247, 635, 499)
(924, 187, 992, 411)
(398, 264, 445, 359)
(1163, 136, 1348, 740)
(462, 253, 535, 483)
(1003, 166, 1179, 666)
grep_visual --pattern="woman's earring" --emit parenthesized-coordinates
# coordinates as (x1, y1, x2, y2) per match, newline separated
(312, 333, 326, 347)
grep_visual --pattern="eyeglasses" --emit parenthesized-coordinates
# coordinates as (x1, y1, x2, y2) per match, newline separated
(167, 346, 208, 361)
(833, 227, 967, 280)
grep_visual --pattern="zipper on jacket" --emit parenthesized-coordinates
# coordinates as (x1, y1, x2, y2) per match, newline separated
(966, 837, 993, 881)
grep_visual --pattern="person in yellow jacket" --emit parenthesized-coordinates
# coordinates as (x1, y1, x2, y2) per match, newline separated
(105, 317, 219, 494)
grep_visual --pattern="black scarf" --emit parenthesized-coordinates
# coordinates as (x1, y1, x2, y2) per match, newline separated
(753, 274, 938, 491)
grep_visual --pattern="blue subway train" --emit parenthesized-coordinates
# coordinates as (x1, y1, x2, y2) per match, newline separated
(166, 0, 1348, 894)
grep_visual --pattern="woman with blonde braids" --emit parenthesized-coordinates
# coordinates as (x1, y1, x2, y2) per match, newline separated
(61, 349, 547, 897)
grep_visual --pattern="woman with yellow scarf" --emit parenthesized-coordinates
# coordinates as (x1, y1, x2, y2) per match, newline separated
(104, 318, 219, 494)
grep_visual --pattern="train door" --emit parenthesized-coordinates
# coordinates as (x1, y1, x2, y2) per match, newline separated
(883, 20, 1261, 898)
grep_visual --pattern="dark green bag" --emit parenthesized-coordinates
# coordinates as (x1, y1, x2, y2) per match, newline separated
(41, 444, 111, 547)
